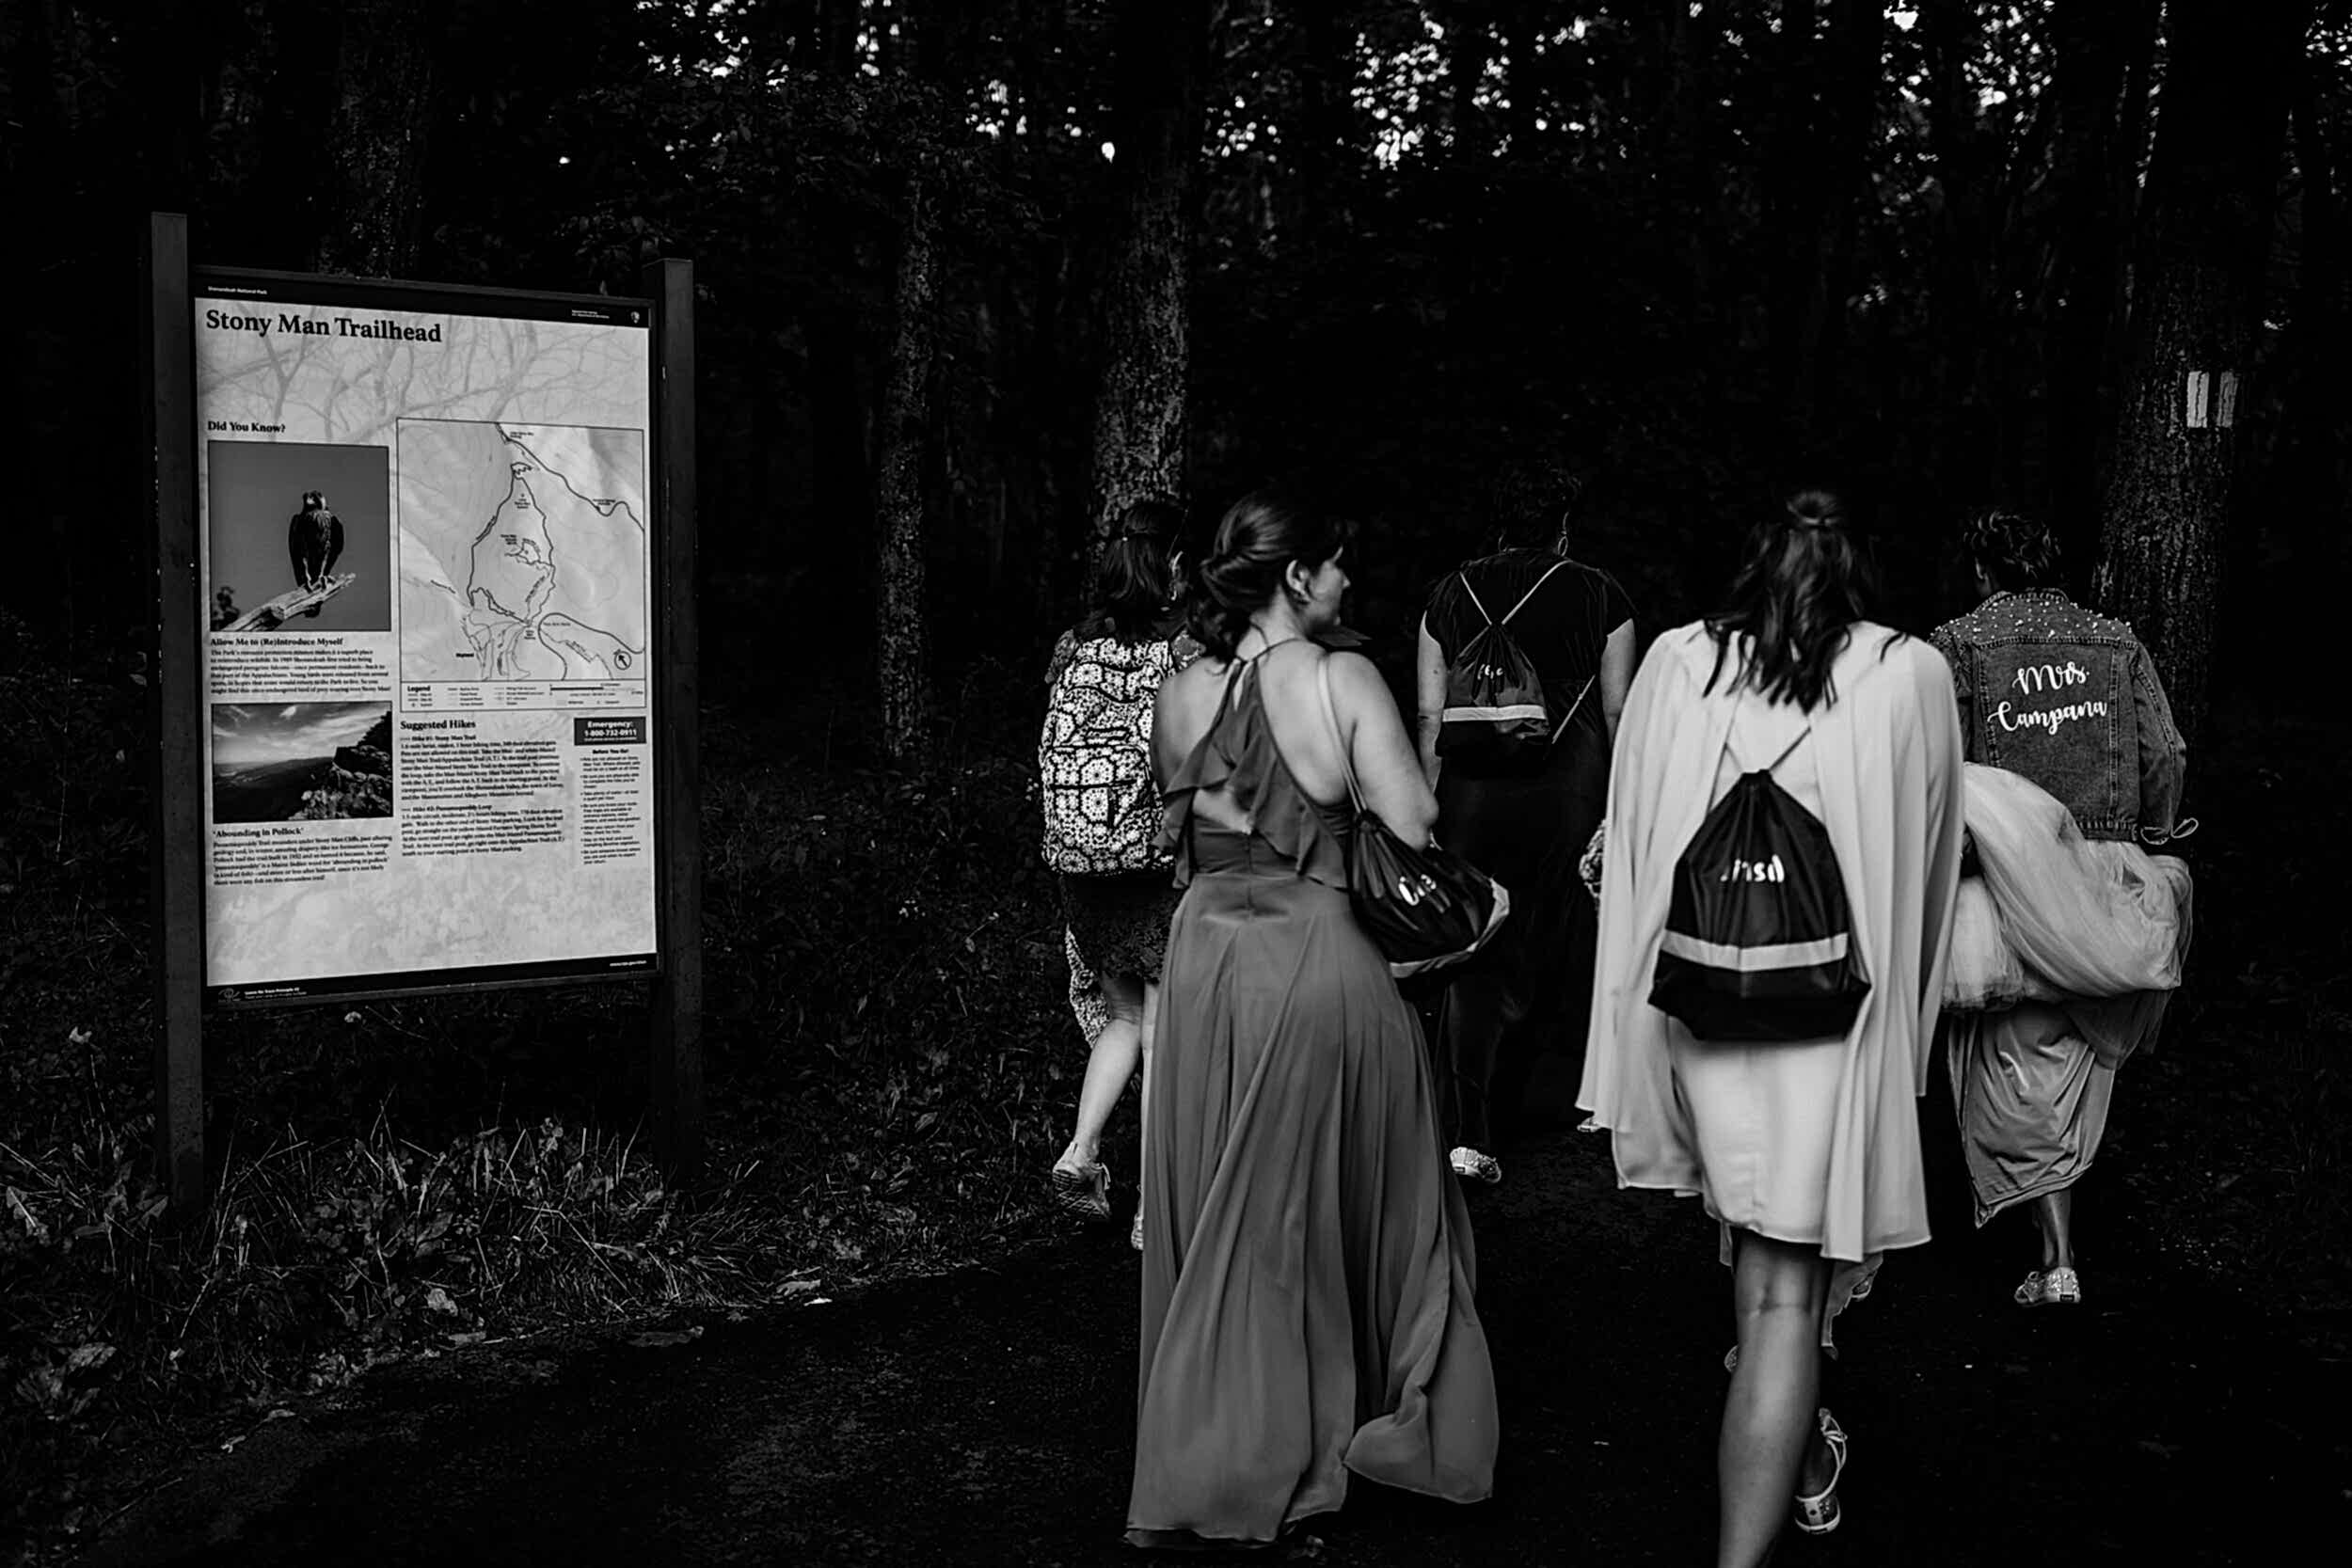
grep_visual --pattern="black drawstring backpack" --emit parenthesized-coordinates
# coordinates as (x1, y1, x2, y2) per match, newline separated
(1648, 728, 1871, 1041)
(1438, 561, 1574, 768)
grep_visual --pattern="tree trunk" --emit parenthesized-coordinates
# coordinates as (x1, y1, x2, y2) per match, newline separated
(801, 0, 875, 639)
(1920, 0, 1990, 495)
(876, 173, 941, 771)
(2092, 0, 2311, 743)
(1499, 2, 1542, 153)
(1659, 0, 1717, 318)
(1086, 0, 1210, 570)
(1292, 1, 1353, 244)
(1760, 0, 1819, 413)
(2267, 33, 2350, 663)
(309, 0, 442, 277)
(1444, 0, 1493, 160)
(2044, 0, 2144, 572)
(1788, 0, 1885, 437)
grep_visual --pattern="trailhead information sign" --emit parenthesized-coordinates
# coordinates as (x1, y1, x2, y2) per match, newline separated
(192, 272, 660, 1002)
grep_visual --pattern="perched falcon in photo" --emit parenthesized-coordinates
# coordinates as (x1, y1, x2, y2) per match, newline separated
(287, 490, 344, 618)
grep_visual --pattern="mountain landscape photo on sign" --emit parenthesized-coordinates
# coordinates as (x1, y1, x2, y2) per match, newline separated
(210, 702, 394, 823)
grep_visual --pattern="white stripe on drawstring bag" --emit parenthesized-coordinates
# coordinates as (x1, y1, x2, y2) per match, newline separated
(1659, 930, 1850, 972)
(1440, 703, 1550, 724)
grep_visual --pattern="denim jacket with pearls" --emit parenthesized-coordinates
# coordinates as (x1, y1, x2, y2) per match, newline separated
(1929, 589, 2187, 845)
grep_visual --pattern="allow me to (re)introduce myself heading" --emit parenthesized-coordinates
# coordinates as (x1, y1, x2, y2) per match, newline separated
(204, 309, 444, 342)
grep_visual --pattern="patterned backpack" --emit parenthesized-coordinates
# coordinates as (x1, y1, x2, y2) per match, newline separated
(1039, 635, 1178, 877)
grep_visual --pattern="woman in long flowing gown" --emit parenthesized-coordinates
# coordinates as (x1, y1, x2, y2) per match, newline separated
(1127, 490, 1498, 1550)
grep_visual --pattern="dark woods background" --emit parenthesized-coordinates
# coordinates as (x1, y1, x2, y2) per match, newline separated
(6, 9, 2352, 1546)
(3, 0, 2347, 752)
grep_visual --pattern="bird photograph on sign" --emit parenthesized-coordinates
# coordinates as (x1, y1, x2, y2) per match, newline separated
(205, 441, 391, 632)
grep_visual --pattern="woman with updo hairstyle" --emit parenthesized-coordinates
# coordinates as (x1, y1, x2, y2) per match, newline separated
(1581, 488, 1965, 1562)
(1124, 489, 1497, 1550)
(1040, 499, 1200, 1242)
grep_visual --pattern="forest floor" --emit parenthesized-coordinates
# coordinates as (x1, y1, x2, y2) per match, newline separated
(64, 1097, 2352, 1566)
(5, 620, 2348, 1563)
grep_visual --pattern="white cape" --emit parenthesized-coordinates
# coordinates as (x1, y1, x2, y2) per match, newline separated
(1578, 622, 1965, 1262)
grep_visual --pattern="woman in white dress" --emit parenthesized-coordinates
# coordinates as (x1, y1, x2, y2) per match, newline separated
(1580, 490, 1965, 1565)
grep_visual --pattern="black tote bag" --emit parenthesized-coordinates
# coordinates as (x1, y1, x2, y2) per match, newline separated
(1314, 656, 1511, 978)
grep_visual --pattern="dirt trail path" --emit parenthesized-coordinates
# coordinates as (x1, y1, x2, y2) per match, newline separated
(78, 1112, 2345, 1566)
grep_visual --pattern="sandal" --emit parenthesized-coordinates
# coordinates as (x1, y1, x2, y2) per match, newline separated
(1051, 1159, 1111, 1222)
(1792, 1407, 1848, 1535)
(2013, 1266, 2082, 1307)
(1448, 1146, 1502, 1184)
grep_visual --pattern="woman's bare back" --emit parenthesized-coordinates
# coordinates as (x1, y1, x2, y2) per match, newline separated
(1155, 641, 1434, 847)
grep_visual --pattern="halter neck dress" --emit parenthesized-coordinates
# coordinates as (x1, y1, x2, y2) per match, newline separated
(1125, 649, 1498, 1550)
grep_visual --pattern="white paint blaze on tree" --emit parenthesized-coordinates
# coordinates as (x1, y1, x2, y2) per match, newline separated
(1086, 0, 1211, 573)
(877, 172, 940, 771)
(2093, 0, 2310, 745)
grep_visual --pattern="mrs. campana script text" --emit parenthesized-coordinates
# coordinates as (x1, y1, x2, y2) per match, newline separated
(204, 309, 445, 342)
(1992, 659, 2111, 738)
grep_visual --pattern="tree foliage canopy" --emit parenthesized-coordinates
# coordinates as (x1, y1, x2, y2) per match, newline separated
(5, 0, 2344, 706)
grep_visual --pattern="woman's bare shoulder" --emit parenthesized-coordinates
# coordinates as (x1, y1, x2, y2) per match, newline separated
(1159, 654, 1231, 708)
(1317, 643, 1379, 680)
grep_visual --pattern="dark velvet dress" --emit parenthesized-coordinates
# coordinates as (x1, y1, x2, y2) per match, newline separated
(1126, 651, 1498, 1549)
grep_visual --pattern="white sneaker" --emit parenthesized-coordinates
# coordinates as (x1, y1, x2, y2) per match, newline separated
(1447, 1146, 1502, 1184)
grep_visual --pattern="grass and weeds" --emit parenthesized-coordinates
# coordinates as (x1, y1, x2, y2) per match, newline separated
(2, 602, 2347, 1558)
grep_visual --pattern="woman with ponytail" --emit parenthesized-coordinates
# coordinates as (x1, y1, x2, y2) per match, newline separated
(1124, 489, 1496, 1550)
(1580, 489, 1965, 1563)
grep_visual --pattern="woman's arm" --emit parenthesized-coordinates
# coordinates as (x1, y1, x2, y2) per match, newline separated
(1597, 618, 1635, 742)
(1331, 652, 1439, 848)
(1413, 615, 1447, 787)
(1151, 677, 1185, 791)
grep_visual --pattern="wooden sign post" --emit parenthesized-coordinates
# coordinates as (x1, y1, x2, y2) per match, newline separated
(144, 212, 207, 1210)
(644, 257, 704, 1180)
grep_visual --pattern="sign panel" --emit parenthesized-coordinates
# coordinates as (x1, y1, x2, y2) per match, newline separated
(192, 272, 660, 1002)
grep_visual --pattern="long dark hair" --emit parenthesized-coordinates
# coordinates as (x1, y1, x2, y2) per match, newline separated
(1188, 489, 1349, 661)
(1703, 488, 1886, 712)
(1076, 499, 1184, 643)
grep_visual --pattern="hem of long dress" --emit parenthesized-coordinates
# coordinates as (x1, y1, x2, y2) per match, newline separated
(1343, 1454, 1494, 1508)
(1604, 1174, 1931, 1264)
(1124, 1511, 1335, 1553)
(1967, 1164, 2093, 1228)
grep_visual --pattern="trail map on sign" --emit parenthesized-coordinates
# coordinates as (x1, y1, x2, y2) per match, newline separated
(398, 421, 648, 682)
